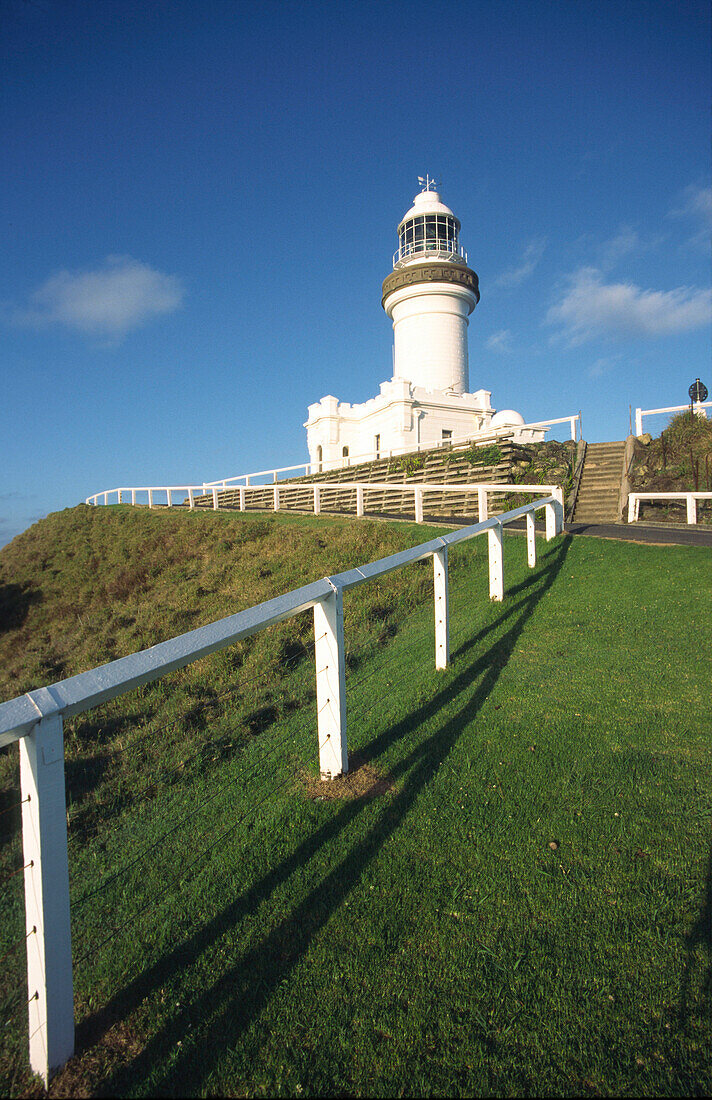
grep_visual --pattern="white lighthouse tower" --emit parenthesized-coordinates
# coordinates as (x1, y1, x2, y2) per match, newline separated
(305, 178, 535, 471)
(382, 176, 480, 394)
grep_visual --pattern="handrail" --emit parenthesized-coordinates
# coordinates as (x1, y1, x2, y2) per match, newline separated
(0, 490, 564, 1083)
(627, 491, 712, 524)
(86, 414, 581, 503)
(634, 402, 711, 435)
(0, 494, 561, 748)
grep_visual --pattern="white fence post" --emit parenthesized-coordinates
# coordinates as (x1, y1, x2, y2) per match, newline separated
(570, 417, 576, 441)
(131, 489, 136, 506)
(628, 495, 636, 523)
(356, 486, 364, 517)
(239, 487, 246, 512)
(414, 487, 424, 524)
(488, 523, 504, 602)
(313, 585, 348, 779)
(166, 489, 172, 507)
(103, 492, 108, 506)
(212, 488, 219, 511)
(544, 501, 556, 541)
(553, 487, 565, 534)
(148, 489, 153, 509)
(635, 408, 643, 435)
(19, 709, 74, 1085)
(188, 488, 194, 510)
(687, 495, 697, 524)
(273, 486, 280, 512)
(478, 488, 488, 521)
(526, 511, 536, 568)
(313, 486, 321, 515)
(433, 547, 449, 669)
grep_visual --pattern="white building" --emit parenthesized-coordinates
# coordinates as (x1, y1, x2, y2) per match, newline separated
(305, 180, 532, 471)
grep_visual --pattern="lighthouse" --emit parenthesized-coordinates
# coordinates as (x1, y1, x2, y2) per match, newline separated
(304, 178, 533, 471)
(382, 177, 480, 394)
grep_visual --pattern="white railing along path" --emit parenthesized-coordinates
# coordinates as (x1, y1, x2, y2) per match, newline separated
(0, 494, 564, 1085)
(634, 402, 711, 436)
(627, 491, 712, 525)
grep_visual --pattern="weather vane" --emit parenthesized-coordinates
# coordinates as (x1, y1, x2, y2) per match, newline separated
(418, 174, 439, 192)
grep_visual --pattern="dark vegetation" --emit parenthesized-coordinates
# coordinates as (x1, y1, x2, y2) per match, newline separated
(0, 505, 710, 1097)
(632, 411, 712, 523)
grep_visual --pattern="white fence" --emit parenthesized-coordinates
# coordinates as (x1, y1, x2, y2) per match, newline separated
(628, 492, 712, 525)
(85, 414, 582, 502)
(0, 494, 563, 1085)
(86, 480, 562, 526)
(634, 402, 711, 436)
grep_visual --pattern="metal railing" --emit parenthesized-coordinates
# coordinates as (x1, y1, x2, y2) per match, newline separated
(0, 493, 564, 1084)
(393, 239, 469, 267)
(634, 402, 711, 436)
(85, 414, 581, 504)
(628, 491, 712, 524)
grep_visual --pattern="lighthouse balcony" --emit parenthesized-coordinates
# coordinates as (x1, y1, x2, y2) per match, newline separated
(393, 240, 469, 269)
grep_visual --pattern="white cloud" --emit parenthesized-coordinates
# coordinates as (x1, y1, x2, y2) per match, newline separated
(669, 184, 712, 247)
(495, 238, 546, 288)
(13, 256, 184, 337)
(486, 329, 513, 353)
(546, 267, 712, 345)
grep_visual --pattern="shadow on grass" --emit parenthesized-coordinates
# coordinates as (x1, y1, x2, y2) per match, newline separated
(679, 841, 712, 1026)
(0, 582, 41, 634)
(69, 537, 572, 1097)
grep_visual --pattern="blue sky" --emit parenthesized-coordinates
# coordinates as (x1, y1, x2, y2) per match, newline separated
(1, 0, 710, 546)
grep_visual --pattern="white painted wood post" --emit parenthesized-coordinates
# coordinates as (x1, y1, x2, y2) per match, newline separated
(635, 408, 643, 436)
(687, 494, 697, 524)
(356, 486, 364, 517)
(245, 475, 251, 486)
(131, 489, 136, 506)
(313, 585, 348, 779)
(526, 511, 536, 568)
(166, 489, 172, 507)
(239, 486, 246, 511)
(313, 486, 321, 515)
(553, 487, 565, 534)
(415, 487, 424, 524)
(544, 501, 556, 541)
(148, 489, 153, 509)
(212, 488, 219, 510)
(273, 486, 280, 511)
(103, 492, 108, 506)
(433, 547, 449, 669)
(570, 418, 576, 441)
(273, 471, 278, 483)
(188, 488, 194, 510)
(628, 495, 636, 523)
(488, 523, 504, 602)
(478, 488, 488, 521)
(19, 710, 74, 1085)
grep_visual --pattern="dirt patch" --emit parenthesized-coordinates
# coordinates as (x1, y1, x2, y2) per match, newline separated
(301, 752, 397, 801)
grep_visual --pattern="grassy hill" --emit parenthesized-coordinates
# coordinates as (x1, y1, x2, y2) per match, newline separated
(1, 506, 711, 1097)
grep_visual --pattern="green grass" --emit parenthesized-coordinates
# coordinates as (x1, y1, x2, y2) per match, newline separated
(0, 506, 710, 1097)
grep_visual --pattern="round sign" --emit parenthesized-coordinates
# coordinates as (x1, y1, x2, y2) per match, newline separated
(689, 378, 708, 403)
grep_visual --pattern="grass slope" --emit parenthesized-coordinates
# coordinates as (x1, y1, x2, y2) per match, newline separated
(1, 506, 711, 1097)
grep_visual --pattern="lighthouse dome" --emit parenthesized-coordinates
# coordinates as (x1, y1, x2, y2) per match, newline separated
(397, 188, 459, 229)
(490, 409, 526, 429)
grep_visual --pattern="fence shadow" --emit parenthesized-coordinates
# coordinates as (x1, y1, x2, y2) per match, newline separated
(678, 840, 712, 1026)
(68, 537, 572, 1097)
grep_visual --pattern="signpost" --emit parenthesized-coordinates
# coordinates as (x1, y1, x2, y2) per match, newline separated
(689, 378, 709, 420)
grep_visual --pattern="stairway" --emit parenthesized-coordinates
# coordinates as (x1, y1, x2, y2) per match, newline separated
(572, 441, 625, 524)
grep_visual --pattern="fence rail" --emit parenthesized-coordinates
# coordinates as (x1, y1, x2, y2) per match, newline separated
(85, 414, 581, 501)
(85, 480, 562, 526)
(634, 402, 711, 436)
(627, 491, 712, 524)
(0, 493, 563, 1085)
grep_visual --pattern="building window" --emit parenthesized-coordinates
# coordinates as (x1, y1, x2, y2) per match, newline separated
(342, 445, 349, 467)
(441, 429, 452, 444)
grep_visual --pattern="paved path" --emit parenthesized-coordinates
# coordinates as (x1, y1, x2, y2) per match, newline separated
(564, 521, 712, 548)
